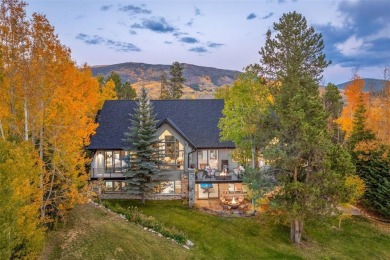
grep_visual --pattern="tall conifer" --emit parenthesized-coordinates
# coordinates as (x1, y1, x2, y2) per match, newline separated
(260, 12, 349, 243)
(169, 62, 185, 99)
(124, 87, 160, 204)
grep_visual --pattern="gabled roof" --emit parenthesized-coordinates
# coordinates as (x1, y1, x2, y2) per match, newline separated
(88, 99, 235, 150)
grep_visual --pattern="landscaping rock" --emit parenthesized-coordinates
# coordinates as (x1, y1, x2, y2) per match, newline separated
(186, 240, 194, 247)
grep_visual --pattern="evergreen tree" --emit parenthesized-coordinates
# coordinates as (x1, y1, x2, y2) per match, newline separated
(120, 82, 137, 100)
(349, 93, 376, 149)
(124, 87, 160, 204)
(159, 70, 170, 100)
(323, 83, 344, 143)
(169, 62, 185, 99)
(259, 12, 347, 243)
(104, 71, 136, 100)
(349, 94, 390, 219)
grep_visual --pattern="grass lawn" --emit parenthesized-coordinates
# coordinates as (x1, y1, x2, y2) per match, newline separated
(42, 200, 390, 259)
(41, 203, 195, 260)
(105, 200, 390, 259)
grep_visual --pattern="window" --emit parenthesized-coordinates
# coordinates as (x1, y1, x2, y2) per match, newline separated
(159, 130, 184, 170)
(104, 150, 129, 173)
(154, 181, 182, 194)
(105, 181, 126, 192)
(209, 150, 217, 160)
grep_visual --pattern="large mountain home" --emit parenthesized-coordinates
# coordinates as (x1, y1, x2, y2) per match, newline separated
(88, 99, 245, 204)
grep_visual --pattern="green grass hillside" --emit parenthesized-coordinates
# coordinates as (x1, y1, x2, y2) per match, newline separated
(42, 201, 390, 260)
(41, 203, 195, 259)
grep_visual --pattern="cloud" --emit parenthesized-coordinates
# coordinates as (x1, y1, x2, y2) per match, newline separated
(189, 46, 208, 53)
(76, 33, 140, 52)
(180, 37, 199, 44)
(186, 19, 194, 27)
(208, 42, 224, 48)
(262, 12, 274, 19)
(247, 13, 257, 20)
(119, 5, 151, 15)
(101, 5, 113, 11)
(164, 41, 172, 44)
(131, 17, 175, 33)
(315, 0, 390, 68)
(173, 31, 187, 37)
(76, 33, 104, 45)
(194, 7, 202, 16)
(338, 0, 390, 38)
(278, 0, 287, 3)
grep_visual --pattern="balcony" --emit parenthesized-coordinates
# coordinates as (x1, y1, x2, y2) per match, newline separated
(90, 168, 127, 179)
(194, 170, 243, 183)
(90, 165, 184, 179)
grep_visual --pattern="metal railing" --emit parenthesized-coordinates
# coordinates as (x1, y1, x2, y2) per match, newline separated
(90, 165, 185, 179)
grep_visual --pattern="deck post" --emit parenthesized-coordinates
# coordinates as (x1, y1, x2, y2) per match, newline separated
(188, 169, 195, 208)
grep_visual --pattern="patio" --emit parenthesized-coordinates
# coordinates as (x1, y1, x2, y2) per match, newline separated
(195, 198, 251, 216)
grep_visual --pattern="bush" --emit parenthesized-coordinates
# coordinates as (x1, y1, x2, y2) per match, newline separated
(101, 201, 188, 244)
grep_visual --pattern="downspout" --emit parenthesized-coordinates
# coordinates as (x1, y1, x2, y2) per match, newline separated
(187, 149, 197, 169)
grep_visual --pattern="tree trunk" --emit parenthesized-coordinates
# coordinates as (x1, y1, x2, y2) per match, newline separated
(290, 219, 304, 243)
(39, 105, 45, 220)
(0, 119, 5, 141)
(251, 141, 255, 169)
(24, 98, 28, 141)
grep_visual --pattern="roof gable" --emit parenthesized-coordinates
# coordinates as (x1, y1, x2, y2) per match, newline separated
(88, 99, 235, 150)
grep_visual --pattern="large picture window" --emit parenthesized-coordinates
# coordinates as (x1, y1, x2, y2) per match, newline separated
(104, 151, 129, 173)
(159, 130, 184, 170)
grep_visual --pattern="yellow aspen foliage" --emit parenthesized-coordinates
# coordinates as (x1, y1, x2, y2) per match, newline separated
(336, 77, 369, 138)
(98, 79, 118, 108)
(0, 1, 102, 225)
(0, 141, 45, 259)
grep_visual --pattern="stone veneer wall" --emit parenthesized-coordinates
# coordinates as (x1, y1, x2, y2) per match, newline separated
(181, 172, 189, 199)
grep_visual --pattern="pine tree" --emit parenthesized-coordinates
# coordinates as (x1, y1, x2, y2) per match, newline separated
(259, 12, 347, 243)
(104, 71, 136, 100)
(323, 83, 344, 143)
(159, 70, 170, 99)
(169, 62, 185, 99)
(349, 94, 390, 219)
(120, 82, 137, 100)
(124, 87, 161, 204)
(349, 93, 376, 149)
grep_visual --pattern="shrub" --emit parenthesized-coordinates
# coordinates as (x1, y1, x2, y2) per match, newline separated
(101, 201, 188, 244)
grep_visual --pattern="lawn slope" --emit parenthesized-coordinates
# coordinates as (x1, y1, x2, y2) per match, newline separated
(41, 203, 194, 260)
(109, 200, 390, 259)
(42, 200, 390, 260)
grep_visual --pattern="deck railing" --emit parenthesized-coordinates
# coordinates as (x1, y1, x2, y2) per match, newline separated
(90, 165, 184, 179)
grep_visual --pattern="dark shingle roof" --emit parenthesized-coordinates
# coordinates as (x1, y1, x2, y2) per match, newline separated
(88, 99, 235, 150)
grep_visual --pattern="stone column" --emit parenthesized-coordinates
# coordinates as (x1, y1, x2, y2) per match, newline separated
(188, 169, 195, 208)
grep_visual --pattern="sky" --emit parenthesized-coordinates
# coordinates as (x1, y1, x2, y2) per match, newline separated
(25, 0, 390, 85)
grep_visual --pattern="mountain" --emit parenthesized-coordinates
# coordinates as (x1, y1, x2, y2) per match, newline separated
(336, 78, 388, 93)
(91, 62, 241, 99)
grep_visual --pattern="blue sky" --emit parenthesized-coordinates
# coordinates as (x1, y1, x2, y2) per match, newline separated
(26, 0, 389, 84)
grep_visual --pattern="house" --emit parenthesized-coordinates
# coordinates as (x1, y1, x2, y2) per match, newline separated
(88, 99, 245, 203)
